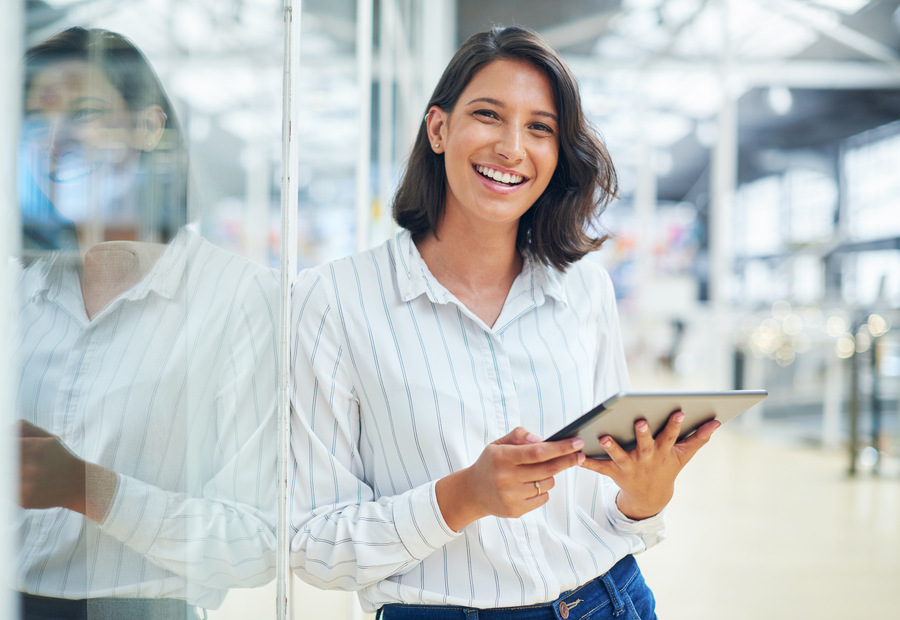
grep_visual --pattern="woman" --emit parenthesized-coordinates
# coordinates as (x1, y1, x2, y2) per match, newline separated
(290, 25, 718, 619)
(16, 28, 278, 620)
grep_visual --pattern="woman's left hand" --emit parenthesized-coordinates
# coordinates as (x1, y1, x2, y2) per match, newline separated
(579, 412, 720, 520)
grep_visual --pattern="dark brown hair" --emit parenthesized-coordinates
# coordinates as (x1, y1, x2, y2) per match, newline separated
(23, 27, 187, 245)
(392, 25, 617, 270)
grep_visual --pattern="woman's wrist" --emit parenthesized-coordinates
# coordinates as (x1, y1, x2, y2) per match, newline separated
(615, 491, 666, 521)
(435, 467, 485, 532)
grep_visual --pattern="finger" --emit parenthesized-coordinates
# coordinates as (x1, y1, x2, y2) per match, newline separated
(493, 427, 543, 446)
(512, 436, 585, 465)
(633, 419, 655, 455)
(655, 411, 685, 449)
(525, 475, 556, 499)
(522, 450, 585, 481)
(521, 490, 551, 511)
(596, 435, 630, 466)
(674, 420, 721, 461)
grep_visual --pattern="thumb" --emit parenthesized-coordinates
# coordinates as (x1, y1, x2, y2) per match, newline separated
(492, 426, 543, 446)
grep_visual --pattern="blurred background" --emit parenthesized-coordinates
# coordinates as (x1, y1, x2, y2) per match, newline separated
(3, 0, 899, 619)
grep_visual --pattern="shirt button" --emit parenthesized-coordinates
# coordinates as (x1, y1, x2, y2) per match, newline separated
(558, 601, 569, 619)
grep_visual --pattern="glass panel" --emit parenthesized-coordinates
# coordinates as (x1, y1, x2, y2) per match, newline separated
(734, 175, 783, 257)
(844, 123, 900, 241)
(15, 3, 283, 618)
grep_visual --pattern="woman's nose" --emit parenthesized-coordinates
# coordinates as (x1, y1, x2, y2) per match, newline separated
(494, 125, 525, 162)
(45, 120, 73, 156)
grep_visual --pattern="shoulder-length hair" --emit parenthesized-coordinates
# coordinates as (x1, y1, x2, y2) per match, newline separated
(392, 25, 617, 271)
(23, 27, 187, 247)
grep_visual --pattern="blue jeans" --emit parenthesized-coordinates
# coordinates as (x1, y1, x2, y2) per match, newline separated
(20, 593, 202, 620)
(378, 554, 657, 620)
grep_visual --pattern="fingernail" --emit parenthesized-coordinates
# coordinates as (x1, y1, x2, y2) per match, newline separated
(600, 437, 612, 448)
(674, 412, 685, 423)
(636, 421, 649, 432)
(572, 438, 585, 450)
(525, 432, 543, 443)
(577, 452, 586, 465)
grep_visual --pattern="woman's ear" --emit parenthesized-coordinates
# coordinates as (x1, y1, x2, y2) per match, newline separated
(425, 106, 447, 154)
(133, 104, 167, 152)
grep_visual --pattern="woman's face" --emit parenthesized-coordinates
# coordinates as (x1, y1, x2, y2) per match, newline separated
(22, 59, 143, 226)
(429, 58, 559, 236)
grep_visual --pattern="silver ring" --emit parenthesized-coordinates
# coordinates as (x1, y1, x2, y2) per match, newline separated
(534, 481, 542, 496)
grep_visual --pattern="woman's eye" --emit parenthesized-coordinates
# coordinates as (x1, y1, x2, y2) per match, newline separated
(71, 108, 105, 122)
(474, 109, 499, 120)
(530, 122, 554, 134)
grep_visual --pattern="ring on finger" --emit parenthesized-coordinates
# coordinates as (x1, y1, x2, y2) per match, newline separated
(534, 481, 542, 496)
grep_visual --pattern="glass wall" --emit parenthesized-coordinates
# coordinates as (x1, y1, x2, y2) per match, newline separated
(13, 1, 285, 618)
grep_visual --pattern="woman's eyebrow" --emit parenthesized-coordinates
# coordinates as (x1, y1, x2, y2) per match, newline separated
(465, 97, 558, 122)
(70, 96, 110, 106)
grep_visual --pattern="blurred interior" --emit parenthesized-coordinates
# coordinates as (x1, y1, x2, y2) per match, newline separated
(4, 0, 900, 619)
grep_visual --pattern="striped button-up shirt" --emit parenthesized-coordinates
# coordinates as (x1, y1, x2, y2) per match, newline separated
(15, 230, 279, 609)
(289, 230, 665, 612)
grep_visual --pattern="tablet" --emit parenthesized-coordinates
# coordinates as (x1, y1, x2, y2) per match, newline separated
(545, 390, 768, 458)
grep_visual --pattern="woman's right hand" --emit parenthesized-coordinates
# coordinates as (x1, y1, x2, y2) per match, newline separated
(435, 427, 585, 531)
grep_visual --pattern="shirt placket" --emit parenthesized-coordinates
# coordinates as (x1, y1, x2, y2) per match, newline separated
(480, 328, 549, 601)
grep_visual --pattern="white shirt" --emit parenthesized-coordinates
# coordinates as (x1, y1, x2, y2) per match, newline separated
(15, 230, 279, 609)
(289, 230, 665, 612)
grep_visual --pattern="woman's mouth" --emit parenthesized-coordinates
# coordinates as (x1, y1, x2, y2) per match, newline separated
(49, 152, 103, 183)
(475, 165, 525, 187)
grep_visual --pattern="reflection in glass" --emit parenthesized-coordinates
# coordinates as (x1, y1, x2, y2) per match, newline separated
(15, 27, 277, 620)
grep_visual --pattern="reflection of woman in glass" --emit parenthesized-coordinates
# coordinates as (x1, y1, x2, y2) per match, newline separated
(290, 26, 718, 619)
(20, 28, 185, 253)
(16, 28, 277, 620)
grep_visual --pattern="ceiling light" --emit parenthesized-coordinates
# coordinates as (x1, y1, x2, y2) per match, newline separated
(767, 86, 793, 115)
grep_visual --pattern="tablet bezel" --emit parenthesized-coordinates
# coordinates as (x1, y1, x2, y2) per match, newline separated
(545, 390, 768, 459)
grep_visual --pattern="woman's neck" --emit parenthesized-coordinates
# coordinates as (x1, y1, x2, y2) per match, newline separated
(415, 223, 523, 328)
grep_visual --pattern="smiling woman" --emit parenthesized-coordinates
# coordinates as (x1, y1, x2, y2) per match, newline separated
(393, 27, 617, 272)
(290, 24, 720, 620)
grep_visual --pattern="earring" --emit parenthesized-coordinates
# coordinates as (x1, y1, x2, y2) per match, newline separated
(434, 143, 440, 149)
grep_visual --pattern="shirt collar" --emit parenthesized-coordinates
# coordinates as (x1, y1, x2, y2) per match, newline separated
(25, 228, 196, 307)
(393, 228, 570, 309)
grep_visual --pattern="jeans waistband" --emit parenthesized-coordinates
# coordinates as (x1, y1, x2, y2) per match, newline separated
(377, 554, 641, 620)
(20, 593, 200, 620)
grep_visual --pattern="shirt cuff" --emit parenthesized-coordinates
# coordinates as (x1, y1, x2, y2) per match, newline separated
(99, 473, 168, 556)
(606, 500, 667, 550)
(392, 481, 460, 561)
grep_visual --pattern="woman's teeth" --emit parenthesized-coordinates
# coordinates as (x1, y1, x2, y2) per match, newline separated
(476, 165, 523, 186)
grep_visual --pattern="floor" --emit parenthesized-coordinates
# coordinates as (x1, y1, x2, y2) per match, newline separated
(637, 426, 900, 620)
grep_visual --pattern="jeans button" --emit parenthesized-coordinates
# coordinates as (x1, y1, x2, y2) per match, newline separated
(558, 601, 569, 619)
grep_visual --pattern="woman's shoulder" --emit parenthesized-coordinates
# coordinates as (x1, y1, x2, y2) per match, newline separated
(292, 235, 400, 298)
(555, 254, 616, 296)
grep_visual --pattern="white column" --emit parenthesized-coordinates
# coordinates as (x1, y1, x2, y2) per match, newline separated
(0, 2, 22, 620)
(355, 0, 374, 252)
(418, 0, 456, 101)
(278, 0, 302, 618)
(707, 0, 739, 388)
(634, 111, 657, 318)
(709, 94, 737, 310)
(376, 0, 396, 246)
